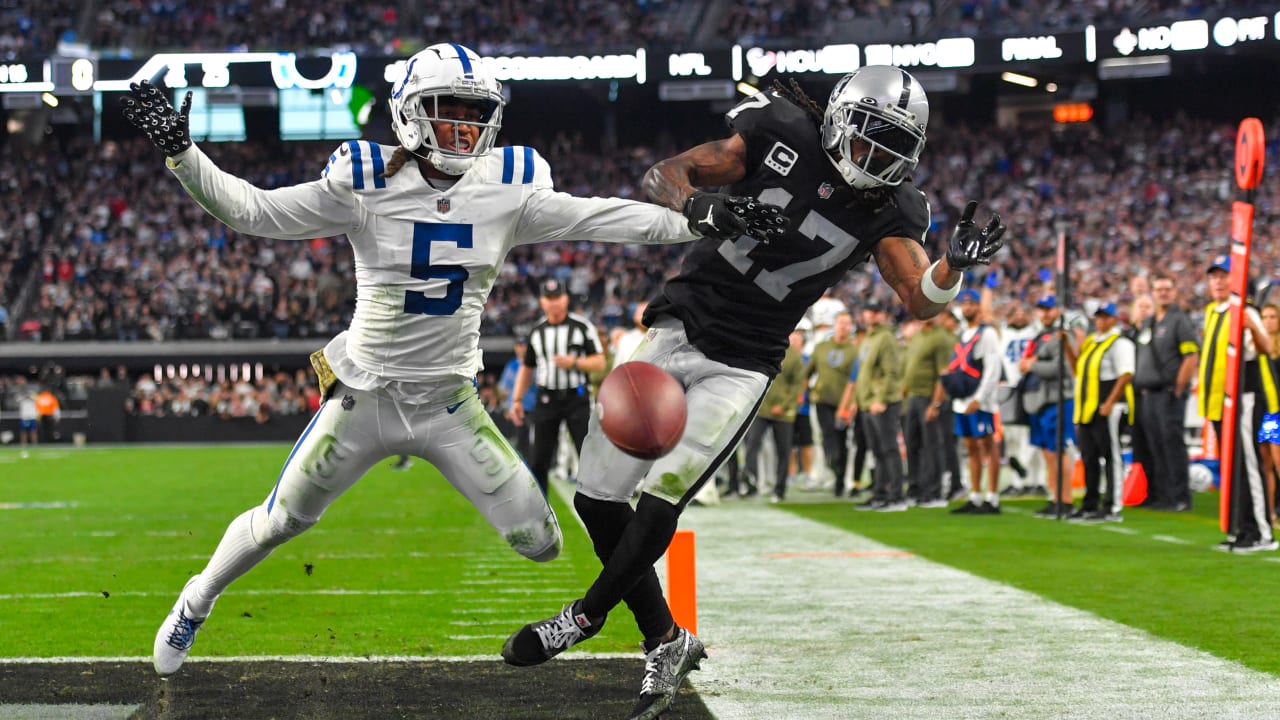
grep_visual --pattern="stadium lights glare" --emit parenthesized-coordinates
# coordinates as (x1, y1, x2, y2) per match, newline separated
(736, 81, 760, 96)
(1000, 72, 1038, 88)
(40, 92, 58, 107)
(1046, 82, 1059, 92)
(1098, 55, 1172, 80)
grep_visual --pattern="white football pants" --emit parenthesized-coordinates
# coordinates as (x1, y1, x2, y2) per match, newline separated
(186, 378, 562, 615)
(576, 316, 769, 506)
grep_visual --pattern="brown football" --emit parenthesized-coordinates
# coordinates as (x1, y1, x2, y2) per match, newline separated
(597, 362, 687, 460)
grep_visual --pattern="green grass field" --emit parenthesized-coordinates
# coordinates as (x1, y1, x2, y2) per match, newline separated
(0, 445, 639, 659)
(5, 444, 1280, 685)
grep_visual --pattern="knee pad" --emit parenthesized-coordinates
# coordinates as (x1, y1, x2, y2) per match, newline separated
(523, 534, 561, 563)
(508, 512, 562, 563)
(249, 504, 316, 549)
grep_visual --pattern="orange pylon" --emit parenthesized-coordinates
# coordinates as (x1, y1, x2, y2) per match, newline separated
(666, 529, 697, 635)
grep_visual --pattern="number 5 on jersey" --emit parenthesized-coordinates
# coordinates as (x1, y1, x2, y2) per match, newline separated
(406, 222, 471, 316)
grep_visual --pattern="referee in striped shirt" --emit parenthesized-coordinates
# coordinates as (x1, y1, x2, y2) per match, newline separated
(508, 279, 605, 492)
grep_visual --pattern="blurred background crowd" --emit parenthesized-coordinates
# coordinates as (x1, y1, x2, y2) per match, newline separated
(1, 0, 1277, 461)
(1, 116, 1275, 347)
(2, 0, 1253, 59)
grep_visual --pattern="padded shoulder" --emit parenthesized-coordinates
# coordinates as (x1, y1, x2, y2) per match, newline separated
(891, 183, 931, 242)
(726, 91, 811, 143)
(484, 145, 554, 190)
(321, 140, 395, 191)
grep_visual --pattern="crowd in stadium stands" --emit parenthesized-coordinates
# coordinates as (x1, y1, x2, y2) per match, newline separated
(11, 138, 357, 343)
(0, 0, 81, 59)
(89, 0, 687, 55)
(114, 367, 510, 421)
(125, 368, 321, 421)
(13, 0, 1255, 61)
(92, 0, 402, 55)
(720, 0, 1255, 43)
(3, 113, 1280, 345)
(416, 0, 687, 54)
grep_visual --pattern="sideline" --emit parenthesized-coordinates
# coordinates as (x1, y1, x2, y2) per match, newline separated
(681, 502, 1280, 720)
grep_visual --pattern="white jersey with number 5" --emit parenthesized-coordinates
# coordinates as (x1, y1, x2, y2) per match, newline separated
(166, 141, 695, 400)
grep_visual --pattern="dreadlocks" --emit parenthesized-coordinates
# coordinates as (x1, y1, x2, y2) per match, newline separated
(383, 146, 413, 178)
(770, 78, 825, 129)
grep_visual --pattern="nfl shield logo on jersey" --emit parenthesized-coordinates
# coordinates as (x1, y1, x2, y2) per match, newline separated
(437, 197, 451, 213)
(818, 182, 834, 199)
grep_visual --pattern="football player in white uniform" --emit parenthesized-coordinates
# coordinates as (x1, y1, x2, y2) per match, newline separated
(994, 293, 1045, 494)
(121, 42, 778, 676)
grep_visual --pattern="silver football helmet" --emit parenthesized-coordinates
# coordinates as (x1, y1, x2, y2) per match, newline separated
(388, 43, 504, 175)
(821, 66, 929, 190)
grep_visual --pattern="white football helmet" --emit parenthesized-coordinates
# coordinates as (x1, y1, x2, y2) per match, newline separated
(389, 43, 504, 175)
(821, 65, 928, 190)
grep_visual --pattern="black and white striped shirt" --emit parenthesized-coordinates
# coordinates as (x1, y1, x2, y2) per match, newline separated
(524, 313, 604, 391)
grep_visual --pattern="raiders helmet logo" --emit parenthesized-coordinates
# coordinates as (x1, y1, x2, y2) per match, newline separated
(341, 394, 355, 411)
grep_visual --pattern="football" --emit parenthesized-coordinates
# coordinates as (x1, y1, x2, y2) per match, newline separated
(597, 361, 687, 460)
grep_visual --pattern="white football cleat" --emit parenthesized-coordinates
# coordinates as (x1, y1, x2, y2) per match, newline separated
(153, 575, 212, 675)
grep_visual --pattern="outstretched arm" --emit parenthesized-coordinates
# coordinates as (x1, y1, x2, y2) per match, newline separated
(873, 236, 962, 320)
(875, 200, 1006, 320)
(121, 80, 355, 240)
(644, 134, 787, 243)
(643, 135, 749, 211)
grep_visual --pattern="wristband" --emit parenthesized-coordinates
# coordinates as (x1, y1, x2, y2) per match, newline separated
(921, 260, 962, 304)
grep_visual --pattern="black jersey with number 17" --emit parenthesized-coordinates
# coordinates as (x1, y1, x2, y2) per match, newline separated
(644, 90, 931, 377)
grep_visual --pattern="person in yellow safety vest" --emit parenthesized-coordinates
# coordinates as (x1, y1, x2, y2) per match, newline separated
(1071, 302, 1135, 523)
(1199, 254, 1279, 553)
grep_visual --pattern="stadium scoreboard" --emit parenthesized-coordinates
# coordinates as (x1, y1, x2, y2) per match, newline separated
(0, 8, 1274, 95)
(4, 8, 1279, 138)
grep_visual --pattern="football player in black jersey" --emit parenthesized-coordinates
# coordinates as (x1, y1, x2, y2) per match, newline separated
(503, 66, 1005, 720)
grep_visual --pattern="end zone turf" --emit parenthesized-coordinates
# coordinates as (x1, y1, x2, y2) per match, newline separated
(0, 659, 714, 719)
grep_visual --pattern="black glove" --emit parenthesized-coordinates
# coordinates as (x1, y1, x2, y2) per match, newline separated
(945, 200, 1005, 270)
(683, 191, 788, 243)
(120, 80, 193, 157)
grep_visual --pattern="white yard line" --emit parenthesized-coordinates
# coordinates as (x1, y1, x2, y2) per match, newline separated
(0, 703, 135, 719)
(680, 503, 1280, 720)
(11, 473, 1280, 719)
(0, 653, 638, 664)
(0, 588, 579, 601)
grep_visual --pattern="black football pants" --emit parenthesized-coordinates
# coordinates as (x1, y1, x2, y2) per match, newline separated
(529, 389, 591, 493)
(903, 396, 945, 502)
(1135, 388, 1191, 506)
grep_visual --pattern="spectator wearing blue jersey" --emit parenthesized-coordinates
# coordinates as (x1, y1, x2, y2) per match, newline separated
(501, 337, 537, 459)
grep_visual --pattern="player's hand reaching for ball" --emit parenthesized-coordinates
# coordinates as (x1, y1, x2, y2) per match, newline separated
(683, 191, 788, 243)
(945, 200, 1005, 270)
(120, 80, 193, 158)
